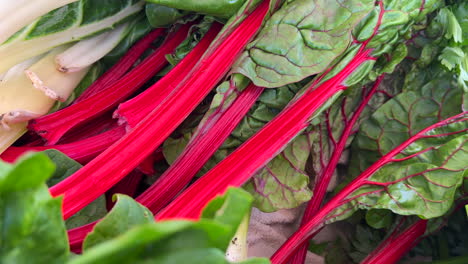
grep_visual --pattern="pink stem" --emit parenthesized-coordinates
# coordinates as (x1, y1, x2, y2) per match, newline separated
(74, 29, 164, 103)
(271, 112, 467, 263)
(290, 76, 385, 264)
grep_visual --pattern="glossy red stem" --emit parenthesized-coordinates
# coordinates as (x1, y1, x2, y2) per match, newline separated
(137, 83, 264, 212)
(30, 26, 189, 145)
(116, 23, 223, 128)
(155, 49, 373, 221)
(1, 126, 125, 164)
(74, 29, 164, 103)
(290, 75, 385, 264)
(270, 112, 467, 263)
(360, 220, 428, 264)
(50, 1, 270, 220)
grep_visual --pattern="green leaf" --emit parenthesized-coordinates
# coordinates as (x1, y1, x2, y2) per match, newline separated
(83, 194, 154, 251)
(65, 195, 108, 230)
(72, 188, 269, 264)
(439, 8, 463, 43)
(439, 47, 465, 71)
(43, 149, 82, 187)
(146, 0, 247, 19)
(244, 133, 315, 212)
(234, 0, 374, 88)
(201, 188, 254, 250)
(365, 209, 394, 229)
(0, 153, 69, 264)
(37, 150, 108, 230)
(350, 77, 466, 175)
(145, 4, 186, 28)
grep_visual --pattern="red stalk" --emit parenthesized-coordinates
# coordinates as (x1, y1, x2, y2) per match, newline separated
(50, 0, 270, 220)
(360, 219, 428, 264)
(270, 112, 468, 264)
(66, 83, 263, 251)
(155, 49, 374, 221)
(290, 75, 385, 264)
(1, 126, 125, 164)
(137, 83, 265, 212)
(116, 23, 223, 128)
(68, 223, 95, 253)
(74, 29, 164, 103)
(56, 113, 117, 144)
(30, 25, 188, 145)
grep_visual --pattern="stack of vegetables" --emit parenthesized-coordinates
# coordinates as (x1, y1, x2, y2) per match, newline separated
(0, 0, 466, 263)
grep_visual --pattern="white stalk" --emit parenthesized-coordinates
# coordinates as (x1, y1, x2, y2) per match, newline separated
(55, 23, 129, 73)
(0, 1, 144, 73)
(0, 123, 28, 154)
(0, 45, 89, 153)
(1, 56, 43, 83)
(26, 46, 90, 101)
(0, 0, 79, 44)
(226, 214, 250, 262)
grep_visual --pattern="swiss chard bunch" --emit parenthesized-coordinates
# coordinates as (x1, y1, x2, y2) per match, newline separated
(0, 0, 467, 264)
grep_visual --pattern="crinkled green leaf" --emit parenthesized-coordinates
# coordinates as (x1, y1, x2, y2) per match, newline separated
(0, 153, 68, 264)
(146, 0, 247, 19)
(83, 194, 153, 251)
(334, 122, 468, 221)
(234, 0, 374, 88)
(350, 77, 466, 175)
(244, 133, 315, 212)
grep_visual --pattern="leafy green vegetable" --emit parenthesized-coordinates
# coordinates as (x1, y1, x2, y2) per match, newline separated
(43, 149, 82, 186)
(72, 188, 267, 264)
(0, 153, 69, 264)
(244, 133, 315, 212)
(146, 0, 248, 19)
(83, 194, 153, 250)
(0, 154, 268, 263)
(145, 4, 187, 28)
(234, 0, 374, 88)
